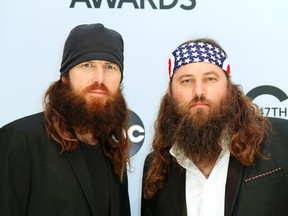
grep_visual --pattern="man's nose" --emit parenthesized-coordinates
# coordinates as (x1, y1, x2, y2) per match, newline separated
(92, 66, 105, 84)
(193, 81, 206, 98)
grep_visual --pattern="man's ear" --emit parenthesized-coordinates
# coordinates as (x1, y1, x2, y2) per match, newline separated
(61, 74, 68, 84)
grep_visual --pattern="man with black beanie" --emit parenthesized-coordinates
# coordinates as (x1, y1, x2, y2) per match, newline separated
(0, 23, 131, 216)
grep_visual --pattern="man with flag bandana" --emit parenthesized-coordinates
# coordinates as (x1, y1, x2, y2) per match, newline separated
(141, 38, 288, 216)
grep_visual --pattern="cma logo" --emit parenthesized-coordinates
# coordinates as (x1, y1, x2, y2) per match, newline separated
(128, 110, 145, 157)
(70, 0, 196, 10)
(246, 85, 288, 119)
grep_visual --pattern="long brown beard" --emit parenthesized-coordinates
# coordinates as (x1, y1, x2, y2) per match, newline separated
(53, 81, 127, 142)
(168, 93, 236, 165)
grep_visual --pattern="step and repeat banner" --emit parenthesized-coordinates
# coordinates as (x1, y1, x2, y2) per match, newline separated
(1, 0, 288, 215)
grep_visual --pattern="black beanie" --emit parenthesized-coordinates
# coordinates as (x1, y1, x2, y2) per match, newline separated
(60, 23, 124, 81)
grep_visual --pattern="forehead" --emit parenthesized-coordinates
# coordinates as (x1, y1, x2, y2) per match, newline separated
(78, 60, 116, 64)
(173, 62, 226, 78)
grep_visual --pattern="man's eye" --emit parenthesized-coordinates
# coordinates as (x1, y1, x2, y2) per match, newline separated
(182, 79, 192, 84)
(105, 64, 116, 70)
(206, 77, 216, 82)
(81, 63, 92, 68)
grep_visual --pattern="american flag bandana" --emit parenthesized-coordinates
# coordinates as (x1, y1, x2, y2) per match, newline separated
(168, 42, 230, 79)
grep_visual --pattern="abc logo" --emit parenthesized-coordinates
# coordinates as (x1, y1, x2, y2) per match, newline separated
(127, 109, 145, 157)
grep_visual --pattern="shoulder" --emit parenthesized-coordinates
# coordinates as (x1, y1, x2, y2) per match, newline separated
(0, 112, 59, 156)
(0, 112, 47, 141)
(142, 152, 156, 177)
(268, 117, 288, 132)
(143, 152, 154, 168)
(267, 117, 288, 140)
(264, 117, 288, 151)
(143, 152, 180, 173)
(1, 112, 45, 131)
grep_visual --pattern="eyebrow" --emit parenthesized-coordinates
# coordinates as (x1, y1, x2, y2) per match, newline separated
(178, 74, 194, 79)
(203, 71, 219, 76)
(177, 71, 219, 79)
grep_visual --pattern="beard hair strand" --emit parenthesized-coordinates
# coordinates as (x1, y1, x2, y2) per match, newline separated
(54, 82, 128, 142)
(169, 93, 235, 165)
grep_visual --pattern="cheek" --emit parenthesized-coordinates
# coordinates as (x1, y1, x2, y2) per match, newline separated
(212, 89, 228, 104)
(71, 75, 92, 90)
(69, 80, 88, 95)
(107, 79, 121, 93)
(172, 89, 193, 106)
(69, 81, 81, 91)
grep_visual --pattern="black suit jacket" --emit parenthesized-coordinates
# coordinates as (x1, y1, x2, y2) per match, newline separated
(0, 112, 131, 216)
(141, 117, 288, 216)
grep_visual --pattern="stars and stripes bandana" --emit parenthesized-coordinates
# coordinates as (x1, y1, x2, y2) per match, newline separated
(168, 41, 230, 79)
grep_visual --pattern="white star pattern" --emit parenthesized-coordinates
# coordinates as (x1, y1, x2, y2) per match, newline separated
(182, 48, 188, 53)
(208, 50, 214, 55)
(170, 42, 230, 76)
(207, 44, 213, 49)
(183, 53, 189, 58)
(201, 53, 208, 58)
(191, 47, 197, 52)
(192, 52, 199, 57)
(198, 42, 205, 47)
(200, 47, 206, 52)
(185, 58, 192, 64)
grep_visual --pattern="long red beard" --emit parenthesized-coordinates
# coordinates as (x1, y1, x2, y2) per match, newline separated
(53, 82, 128, 142)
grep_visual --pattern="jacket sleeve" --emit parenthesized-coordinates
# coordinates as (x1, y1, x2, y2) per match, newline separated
(0, 124, 31, 216)
(120, 170, 131, 216)
(141, 153, 154, 216)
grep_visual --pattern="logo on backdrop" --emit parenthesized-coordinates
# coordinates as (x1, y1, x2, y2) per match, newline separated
(128, 109, 145, 157)
(70, 0, 196, 10)
(246, 85, 288, 119)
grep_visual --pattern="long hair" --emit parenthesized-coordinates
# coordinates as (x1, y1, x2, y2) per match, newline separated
(143, 38, 271, 199)
(43, 78, 129, 180)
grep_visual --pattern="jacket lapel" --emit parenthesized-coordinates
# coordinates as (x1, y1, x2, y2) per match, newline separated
(107, 160, 120, 216)
(171, 163, 187, 216)
(225, 156, 244, 216)
(171, 157, 243, 216)
(64, 147, 98, 216)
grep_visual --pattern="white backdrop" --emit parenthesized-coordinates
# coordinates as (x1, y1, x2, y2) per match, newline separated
(1, 0, 288, 215)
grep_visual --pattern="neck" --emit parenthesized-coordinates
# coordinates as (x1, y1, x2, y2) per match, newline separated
(195, 160, 216, 179)
(193, 156, 219, 178)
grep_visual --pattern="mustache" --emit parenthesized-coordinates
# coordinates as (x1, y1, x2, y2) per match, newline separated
(84, 82, 109, 93)
(192, 94, 205, 102)
(189, 95, 211, 106)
